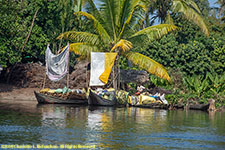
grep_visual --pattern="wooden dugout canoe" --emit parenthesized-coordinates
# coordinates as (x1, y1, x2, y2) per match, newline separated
(34, 91, 88, 105)
(88, 90, 117, 106)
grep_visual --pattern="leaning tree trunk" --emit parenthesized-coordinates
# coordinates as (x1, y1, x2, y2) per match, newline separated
(59, 26, 64, 51)
(8, 9, 39, 84)
(21, 8, 39, 52)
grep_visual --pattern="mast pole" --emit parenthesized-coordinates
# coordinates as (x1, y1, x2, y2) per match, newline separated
(113, 54, 118, 91)
(42, 73, 46, 89)
(42, 43, 49, 89)
(67, 42, 70, 88)
(86, 63, 88, 88)
(117, 52, 120, 90)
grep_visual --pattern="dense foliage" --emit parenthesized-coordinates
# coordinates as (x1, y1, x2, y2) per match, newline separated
(137, 17, 225, 106)
(0, 0, 224, 106)
(0, 0, 80, 67)
(139, 19, 225, 76)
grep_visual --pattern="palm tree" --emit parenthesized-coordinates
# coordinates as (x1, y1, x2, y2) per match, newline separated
(215, 0, 225, 18)
(57, 0, 180, 89)
(144, 0, 209, 36)
(58, 0, 88, 48)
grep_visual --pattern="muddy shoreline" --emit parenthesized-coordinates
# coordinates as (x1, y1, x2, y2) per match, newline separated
(0, 83, 224, 112)
(0, 83, 39, 101)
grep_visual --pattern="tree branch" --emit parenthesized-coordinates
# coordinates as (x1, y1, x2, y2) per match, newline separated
(21, 8, 39, 52)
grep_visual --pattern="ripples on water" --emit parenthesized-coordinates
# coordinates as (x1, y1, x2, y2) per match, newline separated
(0, 102, 225, 149)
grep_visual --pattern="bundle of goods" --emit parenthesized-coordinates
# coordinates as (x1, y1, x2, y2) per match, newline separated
(40, 87, 86, 100)
(116, 89, 168, 106)
(93, 88, 115, 101)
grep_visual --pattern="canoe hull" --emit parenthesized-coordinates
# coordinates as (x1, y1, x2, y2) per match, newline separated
(34, 91, 88, 105)
(133, 103, 169, 109)
(88, 90, 116, 106)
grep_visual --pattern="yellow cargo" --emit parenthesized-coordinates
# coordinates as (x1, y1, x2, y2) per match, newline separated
(139, 94, 156, 104)
(40, 88, 50, 93)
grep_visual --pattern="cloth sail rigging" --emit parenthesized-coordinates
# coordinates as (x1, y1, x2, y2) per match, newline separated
(90, 52, 117, 86)
(45, 44, 69, 81)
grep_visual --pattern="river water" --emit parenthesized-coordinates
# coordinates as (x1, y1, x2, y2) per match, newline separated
(0, 100, 225, 150)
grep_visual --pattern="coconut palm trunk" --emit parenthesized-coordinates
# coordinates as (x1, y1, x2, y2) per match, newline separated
(112, 59, 117, 91)
(112, 54, 120, 91)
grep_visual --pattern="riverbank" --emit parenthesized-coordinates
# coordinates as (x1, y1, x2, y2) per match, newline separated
(1, 83, 224, 112)
(1, 63, 224, 111)
(0, 83, 40, 113)
(0, 83, 39, 101)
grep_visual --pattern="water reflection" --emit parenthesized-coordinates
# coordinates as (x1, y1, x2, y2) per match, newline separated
(0, 103, 42, 144)
(85, 107, 170, 149)
(0, 102, 224, 149)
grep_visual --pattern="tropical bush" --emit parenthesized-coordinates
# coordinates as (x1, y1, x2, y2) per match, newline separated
(0, 0, 224, 107)
(138, 17, 225, 76)
(0, 0, 83, 68)
(151, 71, 225, 107)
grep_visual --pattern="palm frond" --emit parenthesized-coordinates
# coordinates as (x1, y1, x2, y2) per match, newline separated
(114, 0, 124, 29)
(119, 0, 146, 25)
(184, 0, 201, 13)
(57, 31, 101, 45)
(173, 0, 209, 36)
(118, 0, 146, 38)
(124, 52, 171, 81)
(129, 24, 178, 41)
(86, 0, 104, 24)
(74, 11, 111, 44)
(165, 13, 174, 25)
(99, 0, 118, 40)
(110, 39, 133, 53)
(69, 43, 102, 60)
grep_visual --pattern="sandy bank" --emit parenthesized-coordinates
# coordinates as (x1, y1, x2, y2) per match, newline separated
(0, 83, 40, 101)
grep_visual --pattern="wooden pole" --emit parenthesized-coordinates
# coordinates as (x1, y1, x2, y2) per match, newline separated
(86, 63, 89, 88)
(67, 71, 69, 88)
(117, 54, 120, 90)
(42, 73, 46, 89)
(66, 43, 70, 88)
(113, 56, 118, 91)
(42, 44, 49, 89)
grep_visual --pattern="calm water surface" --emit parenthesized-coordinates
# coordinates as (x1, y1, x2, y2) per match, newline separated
(0, 100, 225, 149)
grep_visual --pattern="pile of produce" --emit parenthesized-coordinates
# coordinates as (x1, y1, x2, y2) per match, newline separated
(40, 87, 87, 100)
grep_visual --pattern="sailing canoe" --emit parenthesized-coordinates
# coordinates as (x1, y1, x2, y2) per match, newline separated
(88, 90, 117, 106)
(34, 91, 88, 105)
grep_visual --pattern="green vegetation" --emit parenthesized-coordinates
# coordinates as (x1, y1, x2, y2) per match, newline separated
(58, 0, 180, 81)
(0, 0, 224, 106)
(0, 0, 81, 67)
(137, 14, 225, 107)
(152, 72, 225, 107)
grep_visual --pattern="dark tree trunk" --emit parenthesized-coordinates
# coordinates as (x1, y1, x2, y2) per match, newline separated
(112, 56, 118, 91)
(21, 8, 39, 52)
